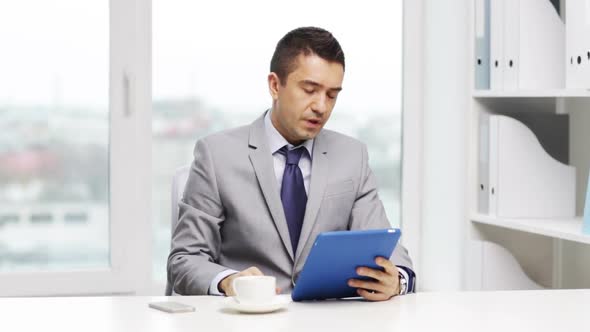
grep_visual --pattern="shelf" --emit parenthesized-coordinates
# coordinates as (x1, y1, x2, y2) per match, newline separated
(473, 89, 590, 98)
(471, 214, 590, 245)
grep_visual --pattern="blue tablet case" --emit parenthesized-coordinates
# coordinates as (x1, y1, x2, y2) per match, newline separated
(291, 228, 401, 301)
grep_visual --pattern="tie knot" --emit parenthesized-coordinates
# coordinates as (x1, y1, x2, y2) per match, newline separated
(280, 146, 305, 165)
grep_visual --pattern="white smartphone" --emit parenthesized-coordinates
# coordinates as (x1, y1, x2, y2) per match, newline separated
(148, 301, 195, 313)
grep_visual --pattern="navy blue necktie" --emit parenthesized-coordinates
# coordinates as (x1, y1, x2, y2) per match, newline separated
(279, 146, 307, 255)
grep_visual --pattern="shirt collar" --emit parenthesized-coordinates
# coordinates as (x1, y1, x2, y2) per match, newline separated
(264, 109, 314, 158)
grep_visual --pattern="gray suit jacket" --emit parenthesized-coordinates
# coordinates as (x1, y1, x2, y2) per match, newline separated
(168, 112, 413, 295)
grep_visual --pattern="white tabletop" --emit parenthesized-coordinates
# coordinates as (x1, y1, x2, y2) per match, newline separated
(1, 289, 588, 332)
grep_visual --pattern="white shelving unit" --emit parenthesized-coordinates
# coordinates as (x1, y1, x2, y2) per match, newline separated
(473, 89, 590, 98)
(471, 214, 588, 245)
(467, 0, 590, 291)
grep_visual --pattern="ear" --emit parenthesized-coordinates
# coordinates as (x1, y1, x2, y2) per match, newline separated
(267, 72, 280, 101)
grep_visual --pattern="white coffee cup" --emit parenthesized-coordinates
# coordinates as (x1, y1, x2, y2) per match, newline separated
(232, 276, 276, 304)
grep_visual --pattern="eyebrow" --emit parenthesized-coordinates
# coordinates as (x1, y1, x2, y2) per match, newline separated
(299, 80, 343, 92)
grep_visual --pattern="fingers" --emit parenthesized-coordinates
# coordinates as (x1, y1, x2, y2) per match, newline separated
(349, 258, 400, 302)
(222, 274, 238, 296)
(242, 266, 264, 276)
(357, 288, 391, 302)
(356, 266, 388, 281)
(220, 273, 238, 296)
(348, 279, 388, 294)
(355, 265, 395, 288)
(374, 257, 396, 275)
(349, 279, 397, 301)
(220, 266, 264, 295)
(276, 287, 282, 294)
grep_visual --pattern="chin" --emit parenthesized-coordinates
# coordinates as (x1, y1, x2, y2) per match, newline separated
(295, 127, 321, 141)
(302, 131, 318, 140)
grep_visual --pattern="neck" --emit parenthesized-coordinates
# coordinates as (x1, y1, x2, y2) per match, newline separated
(270, 109, 304, 146)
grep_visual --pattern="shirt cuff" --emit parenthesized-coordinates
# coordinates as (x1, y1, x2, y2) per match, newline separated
(208, 269, 239, 296)
(397, 267, 409, 295)
(396, 266, 416, 295)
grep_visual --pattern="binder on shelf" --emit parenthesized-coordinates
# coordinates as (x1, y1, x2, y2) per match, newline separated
(565, 0, 589, 88)
(488, 115, 499, 215)
(490, 0, 504, 90)
(475, 0, 491, 89)
(488, 0, 565, 91)
(584, 171, 590, 235)
(502, 0, 520, 90)
(518, 0, 565, 89)
(478, 113, 490, 214)
(488, 115, 576, 218)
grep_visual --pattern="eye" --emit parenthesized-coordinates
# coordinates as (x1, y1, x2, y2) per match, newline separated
(303, 88, 314, 94)
(327, 93, 338, 100)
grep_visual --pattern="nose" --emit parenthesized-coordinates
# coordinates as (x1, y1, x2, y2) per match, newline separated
(311, 94, 328, 115)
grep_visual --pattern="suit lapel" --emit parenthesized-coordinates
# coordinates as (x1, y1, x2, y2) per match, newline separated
(248, 112, 295, 261)
(295, 131, 328, 262)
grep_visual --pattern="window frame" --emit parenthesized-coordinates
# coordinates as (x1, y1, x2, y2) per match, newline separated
(401, 0, 424, 282)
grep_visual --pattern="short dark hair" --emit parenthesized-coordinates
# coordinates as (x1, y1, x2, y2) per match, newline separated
(270, 27, 345, 85)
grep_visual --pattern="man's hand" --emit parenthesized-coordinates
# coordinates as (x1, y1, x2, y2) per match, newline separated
(347, 257, 400, 301)
(219, 267, 281, 296)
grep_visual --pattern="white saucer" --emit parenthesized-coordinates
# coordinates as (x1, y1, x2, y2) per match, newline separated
(223, 295, 291, 314)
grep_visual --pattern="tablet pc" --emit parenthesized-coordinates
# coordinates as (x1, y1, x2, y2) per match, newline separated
(291, 228, 401, 301)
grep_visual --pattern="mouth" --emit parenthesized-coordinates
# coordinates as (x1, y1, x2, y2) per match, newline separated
(304, 119, 322, 128)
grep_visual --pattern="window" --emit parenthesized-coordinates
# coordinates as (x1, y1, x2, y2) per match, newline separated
(0, 0, 109, 272)
(0, 0, 149, 296)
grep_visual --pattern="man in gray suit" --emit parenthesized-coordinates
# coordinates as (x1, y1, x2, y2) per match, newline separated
(168, 27, 415, 301)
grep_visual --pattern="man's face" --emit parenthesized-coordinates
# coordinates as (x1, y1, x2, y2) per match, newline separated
(269, 53, 344, 145)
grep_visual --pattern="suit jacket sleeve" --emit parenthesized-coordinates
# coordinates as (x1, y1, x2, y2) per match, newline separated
(167, 138, 230, 295)
(348, 143, 414, 273)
